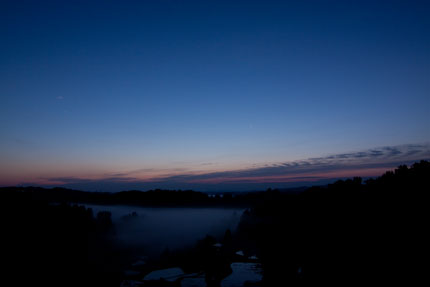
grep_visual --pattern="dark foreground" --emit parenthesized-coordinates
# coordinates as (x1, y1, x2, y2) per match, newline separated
(1, 160, 428, 286)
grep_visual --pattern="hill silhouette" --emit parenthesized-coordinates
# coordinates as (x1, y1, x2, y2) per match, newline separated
(236, 160, 429, 285)
(0, 187, 255, 207)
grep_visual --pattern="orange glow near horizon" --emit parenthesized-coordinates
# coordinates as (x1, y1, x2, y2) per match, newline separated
(2, 142, 429, 190)
(0, 164, 395, 188)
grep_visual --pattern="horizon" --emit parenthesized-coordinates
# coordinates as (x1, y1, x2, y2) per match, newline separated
(1, 1, 430, 192)
(4, 146, 430, 192)
(6, 159, 429, 194)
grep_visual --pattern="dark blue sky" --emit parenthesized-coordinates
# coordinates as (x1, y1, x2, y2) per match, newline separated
(1, 1, 429, 191)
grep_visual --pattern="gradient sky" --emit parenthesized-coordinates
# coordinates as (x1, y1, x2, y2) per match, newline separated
(1, 0, 429, 191)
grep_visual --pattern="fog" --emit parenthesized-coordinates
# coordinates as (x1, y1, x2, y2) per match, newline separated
(87, 205, 244, 257)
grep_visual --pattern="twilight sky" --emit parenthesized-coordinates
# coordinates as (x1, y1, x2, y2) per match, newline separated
(1, 0, 429, 191)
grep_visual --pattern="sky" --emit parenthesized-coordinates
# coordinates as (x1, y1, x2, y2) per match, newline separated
(1, 0, 429, 191)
